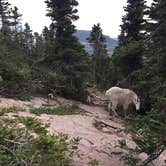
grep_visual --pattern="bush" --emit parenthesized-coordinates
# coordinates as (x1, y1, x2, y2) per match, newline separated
(60, 85, 88, 102)
(0, 117, 79, 166)
(0, 62, 31, 97)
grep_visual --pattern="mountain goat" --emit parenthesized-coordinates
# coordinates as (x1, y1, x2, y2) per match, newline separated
(105, 87, 140, 117)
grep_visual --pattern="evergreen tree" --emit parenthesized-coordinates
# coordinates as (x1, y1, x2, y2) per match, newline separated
(111, 0, 147, 84)
(42, 25, 55, 60)
(34, 32, 44, 59)
(135, 0, 166, 108)
(21, 23, 34, 55)
(10, 6, 22, 32)
(88, 23, 111, 89)
(119, 0, 147, 45)
(0, 0, 11, 31)
(0, 2, 31, 97)
(112, 2, 166, 165)
(148, 0, 166, 76)
(45, 0, 90, 101)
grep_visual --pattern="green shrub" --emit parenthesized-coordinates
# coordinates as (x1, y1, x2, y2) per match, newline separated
(0, 117, 79, 166)
(0, 63, 31, 97)
(63, 86, 88, 102)
(30, 105, 81, 116)
(19, 117, 49, 135)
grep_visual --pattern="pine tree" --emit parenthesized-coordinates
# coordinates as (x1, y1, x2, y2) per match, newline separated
(34, 32, 45, 60)
(45, 0, 90, 101)
(148, 0, 166, 76)
(42, 25, 55, 60)
(111, 0, 147, 83)
(0, 0, 11, 31)
(112, 2, 166, 164)
(119, 0, 147, 45)
(45, 0, 79, 48)
(88, 23, 111, 89)
(21, 23, 34, 55)
(11, 6, 22, 32)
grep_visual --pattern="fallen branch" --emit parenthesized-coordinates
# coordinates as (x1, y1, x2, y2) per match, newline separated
(84, 138, 94, 145)
(139, 147, 165, 166)
(0, 144, 20, 164)
(96, 149, 112, 158)
(93, 119, 123, 130)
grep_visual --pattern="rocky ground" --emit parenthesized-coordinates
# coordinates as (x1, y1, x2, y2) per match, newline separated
(0, 96, 165, 166)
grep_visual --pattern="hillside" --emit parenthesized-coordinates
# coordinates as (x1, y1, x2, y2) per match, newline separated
(0, 96, 165, 166)
(75, 30, 118, 56)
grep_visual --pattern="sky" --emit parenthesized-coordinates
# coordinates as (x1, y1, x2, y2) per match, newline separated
(9, 0, 152, 38)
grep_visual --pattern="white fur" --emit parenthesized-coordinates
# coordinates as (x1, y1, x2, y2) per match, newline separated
(105, 87, 140, 117)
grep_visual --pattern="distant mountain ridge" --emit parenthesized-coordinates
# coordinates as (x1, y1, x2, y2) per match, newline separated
(75, 30, 118, 56)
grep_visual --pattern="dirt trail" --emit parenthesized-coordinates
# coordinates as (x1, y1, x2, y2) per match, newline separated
(0, 97, 165, 166)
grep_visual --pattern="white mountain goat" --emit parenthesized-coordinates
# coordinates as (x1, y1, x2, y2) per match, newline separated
(105, 87, 140, 117)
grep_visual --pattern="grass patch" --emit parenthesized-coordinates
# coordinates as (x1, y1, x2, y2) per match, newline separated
(0, 107, 19, 115)
(30, 105, 81, 116)
(16, 93, 31, 101)
(88, 159, 99, 166)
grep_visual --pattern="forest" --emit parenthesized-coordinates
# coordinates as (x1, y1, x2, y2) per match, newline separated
(0, 0, 165, 165)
